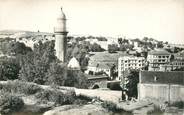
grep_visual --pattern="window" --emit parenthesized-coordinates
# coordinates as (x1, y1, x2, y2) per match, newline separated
(158, 56, 161, 58)
(154, 76, 158, 82)
(162, 56, 165, 58)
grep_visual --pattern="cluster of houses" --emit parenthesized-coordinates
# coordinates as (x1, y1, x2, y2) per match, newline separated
(85, 43, 184, 81)
(1, 31, 184, 102)
(83, 38, 184, 102)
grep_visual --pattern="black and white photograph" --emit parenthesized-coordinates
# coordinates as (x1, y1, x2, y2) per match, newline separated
(0, 0, 184, 115)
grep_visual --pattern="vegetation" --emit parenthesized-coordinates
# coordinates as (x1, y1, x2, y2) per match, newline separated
(108, 44, 119, 53)
(120, 69, 139, 98)
(0, 80, 42, 95)
(101, 101, 117, 112)
(0, 80, 92, 115)
(0, 58, 20, 80)
(0, 93, 24, 114)
(171, 101, 184, 109)
(45, 62, 67, 86)
(19, 41, 56, 85)
(17, 41, 88, 88)
(35, 88, 75, 105)
(166, 47, 184, 53)
(65, 70, 88, 88)
(0, 40, 32, 55)
(70, 36, 107, 42)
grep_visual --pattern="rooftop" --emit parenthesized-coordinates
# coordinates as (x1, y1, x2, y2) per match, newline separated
(89, 51, 129, 62)
(148, 48, 170, 55)
(67, 57, 80, 69)
(84, 74, 109, 80)
(88, 62, 114, 69)
(119, 55, 145, 60)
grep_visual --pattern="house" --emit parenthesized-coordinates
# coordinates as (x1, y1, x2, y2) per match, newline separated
(160, 59, 184, 71)
(174, 50, 184, 60)
(138, 71, 184, 102)
(86, 51, 128, 79)
(147, 48, 171, 71)
(85, 62, 113, 77)
(118, 56, 146, 80)
(157, 50, 184, 71)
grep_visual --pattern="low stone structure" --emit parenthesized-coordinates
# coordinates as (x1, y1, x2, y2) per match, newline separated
(138, 71, 184, 102)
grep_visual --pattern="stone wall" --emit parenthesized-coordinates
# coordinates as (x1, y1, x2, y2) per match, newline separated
(138, 83, 184, 102)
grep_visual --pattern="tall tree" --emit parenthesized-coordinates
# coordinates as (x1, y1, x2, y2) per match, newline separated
(45, 62, 67, 86)
(120, 69, 139, 98)
(19, 41, 57, 85)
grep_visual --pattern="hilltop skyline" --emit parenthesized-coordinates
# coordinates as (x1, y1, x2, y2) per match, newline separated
(0, 0, 184, 44)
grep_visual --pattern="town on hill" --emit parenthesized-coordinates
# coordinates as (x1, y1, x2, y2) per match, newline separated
(0, 6, 184, 115)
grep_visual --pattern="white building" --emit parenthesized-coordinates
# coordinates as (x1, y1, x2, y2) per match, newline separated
(118, 56, 146, 80)
(147, 49, 171, 71)
(67, 57, 81, 70)
(85, 62, 113, 77)
(160, 59, 184, 71)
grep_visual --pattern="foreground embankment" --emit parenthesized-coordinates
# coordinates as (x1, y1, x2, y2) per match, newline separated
(0, 80, 90, 115)
(0, 81, 183, 115)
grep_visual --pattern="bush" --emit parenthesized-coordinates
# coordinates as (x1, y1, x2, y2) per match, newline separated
(35, 88, 75, 105)
(0, 80, 42, 95)
(0, 93, 24, 114)
(73, 95, 92, 105)
(171, 101, 184, 109)
(101, 101, 117, 112)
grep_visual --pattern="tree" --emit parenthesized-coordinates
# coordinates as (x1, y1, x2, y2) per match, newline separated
(19, 41, 57, 85)
(118, 38, 123, 44)
(45, 62, 67, 86)
(120, 69, 139, 98)
(0, 58, 20, 80)
(89, 43, 105, 52)
(108, 44, 118, 53)
(0, 41, 32, 56)
(65, 70, 88, 88)
(143, 37, 149, 42)
(119, 44, 126, 51)
(157, 41, 164, 48)
(18, 40, 88, 88)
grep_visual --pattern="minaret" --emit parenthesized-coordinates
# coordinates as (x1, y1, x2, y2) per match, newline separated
(54, 8, 68, 62)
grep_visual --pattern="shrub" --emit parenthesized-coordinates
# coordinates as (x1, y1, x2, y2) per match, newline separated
(0, 93, 24, 114)
(101, 101, 117, 112)
(35, 88, 75, 105)
(171, 101, 184, 109)
(0, 80, 42, 95)
(73, 95, 92, 105)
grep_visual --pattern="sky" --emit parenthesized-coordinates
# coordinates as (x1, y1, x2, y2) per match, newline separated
(0, 0, 184, 44)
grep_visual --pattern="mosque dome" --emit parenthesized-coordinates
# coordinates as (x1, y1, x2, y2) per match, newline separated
(67, 57, 80, 70)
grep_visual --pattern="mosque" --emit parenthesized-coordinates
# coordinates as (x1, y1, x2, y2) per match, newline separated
(54, 8, 80, 70)
(54, 8, 110, 89)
